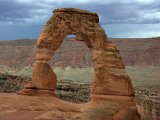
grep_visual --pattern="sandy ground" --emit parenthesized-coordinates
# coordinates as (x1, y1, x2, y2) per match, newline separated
(0, 93, 88, 120)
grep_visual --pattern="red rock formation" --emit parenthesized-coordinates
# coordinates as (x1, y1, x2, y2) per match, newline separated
(17, 8, 140, 120)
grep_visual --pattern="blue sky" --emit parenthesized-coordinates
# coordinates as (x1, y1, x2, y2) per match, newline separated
(0, 0, 160, 40)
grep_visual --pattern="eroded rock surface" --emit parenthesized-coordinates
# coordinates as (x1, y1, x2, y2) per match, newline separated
(17, 8, 140, 120)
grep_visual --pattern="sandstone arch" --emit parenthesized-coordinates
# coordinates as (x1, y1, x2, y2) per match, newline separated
(19, 8, 133, 96)
(18, 8, 140, 119)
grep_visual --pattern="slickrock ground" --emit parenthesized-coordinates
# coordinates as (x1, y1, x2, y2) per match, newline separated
(0, 93, 84, 120)
(0, 93, 140, 120)
(0, 73, 160, 120)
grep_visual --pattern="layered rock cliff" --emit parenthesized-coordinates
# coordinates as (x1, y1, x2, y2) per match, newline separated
(0, 37, 160, 69)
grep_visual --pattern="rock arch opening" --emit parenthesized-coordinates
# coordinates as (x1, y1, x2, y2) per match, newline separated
(52, 34, 93, 103)
(66, 34, 77, 39)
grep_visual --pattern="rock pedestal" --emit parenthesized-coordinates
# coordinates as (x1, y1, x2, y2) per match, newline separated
(17, 8, 140, 120)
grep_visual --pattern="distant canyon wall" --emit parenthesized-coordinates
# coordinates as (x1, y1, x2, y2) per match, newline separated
(0, 37, 160, 69)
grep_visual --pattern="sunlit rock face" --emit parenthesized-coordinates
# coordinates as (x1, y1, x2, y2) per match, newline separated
(17, 8, 140, 120)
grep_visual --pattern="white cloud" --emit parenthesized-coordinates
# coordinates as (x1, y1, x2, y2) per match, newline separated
(103, 24, 160, 38)
(15, 0, 157, 6)
(135, 0, 155, 4)
(113, 24, 160, 38)
(16, 0, 35, 3)
(117, 31, 160, 38)
(143, 11, 160, 19)
(16, 0, 90, 4)
(16, 0, 152, 5)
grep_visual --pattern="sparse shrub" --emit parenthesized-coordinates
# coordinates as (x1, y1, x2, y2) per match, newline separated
(55, 80, 90, 103)
(0, 73, 30, 93)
